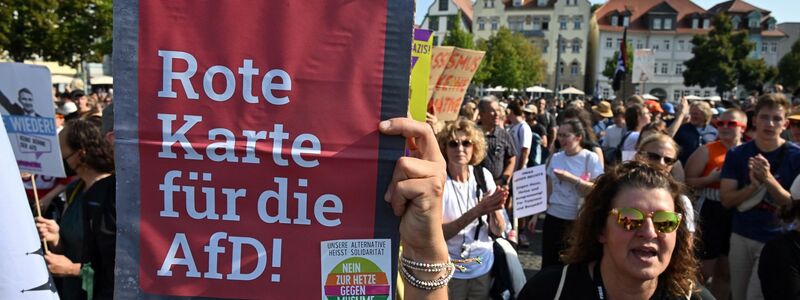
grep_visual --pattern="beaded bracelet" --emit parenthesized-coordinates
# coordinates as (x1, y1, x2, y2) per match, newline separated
(399, 262, 455, 290)
(400, 256, 451, 273)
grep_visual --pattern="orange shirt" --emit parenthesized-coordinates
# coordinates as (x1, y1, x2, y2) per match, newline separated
(701, 141, 728, 189)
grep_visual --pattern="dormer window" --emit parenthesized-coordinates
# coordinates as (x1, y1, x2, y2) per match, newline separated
(703, 19, 710, 29)
(623, 16, 630, 27)
(749, 17, 759, 28)
(611, 15, 618, 26)
(538, 0, 547, 7)
(513, 0, 522, 7)
(664, 18, 672, 30)
(767, 18, 776, 30)
(731, 16, 740, 29)
(692, 18, 699, 29)
(653, 18, 662, 30)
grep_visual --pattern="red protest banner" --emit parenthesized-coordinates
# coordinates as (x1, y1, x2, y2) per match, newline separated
(115, 1, 412, 298)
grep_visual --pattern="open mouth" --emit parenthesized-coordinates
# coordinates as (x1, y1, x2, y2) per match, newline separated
(631, 246, 658, 261)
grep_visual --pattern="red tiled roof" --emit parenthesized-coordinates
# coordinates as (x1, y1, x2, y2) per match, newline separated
(762, 29, 787, 37)
(595, 0, 707, 32)
(708, 0, 769, 15)
(453, 0, 474, 22)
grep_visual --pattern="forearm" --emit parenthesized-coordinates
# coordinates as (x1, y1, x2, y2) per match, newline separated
(666, 113, 686, 137)
(685, 175, 718, 189)
(518, 148, 530, 169)
(764, 177, 792, 206)
(489, 210, 505, 237)
(502, 156, 516, 182)
(442, 209, 481, 240)
(721, 183, 761, 208)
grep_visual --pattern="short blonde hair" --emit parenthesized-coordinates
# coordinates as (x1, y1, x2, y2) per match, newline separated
(437, 119, 486, 166)
(691, 101, 713, 124)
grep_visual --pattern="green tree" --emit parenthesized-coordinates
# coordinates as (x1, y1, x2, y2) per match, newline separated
(442, 11, 474, 50)
(44, 0, 113, 67)
(738, 58, 778, 92)
(778, 38, 800, 90)
(479, 27, 545, 90)
(601, 43, 633, 81)
(683, 14, 755, 96)
(472, 38, 491, 85)
(0, 0, 58, 62)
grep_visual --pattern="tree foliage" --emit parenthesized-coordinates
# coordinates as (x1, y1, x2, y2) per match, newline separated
(0, 0, 112, 67)
(442, 11, 474, 50)
(778, 38, 800, 90)
(683, 14, 770, 95)
(602, 43, 633, 81)
(478, 27, 546, 89)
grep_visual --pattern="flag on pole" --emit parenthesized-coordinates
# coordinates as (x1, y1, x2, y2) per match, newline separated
(0, 117, 59, 299)
(612, 27, 628, 91)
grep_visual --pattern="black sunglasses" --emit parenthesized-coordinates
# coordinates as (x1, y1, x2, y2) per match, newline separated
(639, 151, 678, 166)
(448, 140, 474, 148)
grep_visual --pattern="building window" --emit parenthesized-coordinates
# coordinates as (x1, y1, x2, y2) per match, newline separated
(446, 16, 455, 30)
(703, 91, 711, 97)
(675, 63, 683, 75)
(429, 16, 439, 31)
(559, 62, 565, 74)
(749, 17, 759, 29)
(571, 62, 579, 75)
(560, 18, 568, 30)
(542, 20, 549, 30)
(513, 0, 523, 7)
(653, 43, 659, 51)
(664, 18, 673, 30)
(762, 42, 768, 53)
(432, 36, 439, 45)
(606, 38, 613, 48)
(478, 18, 485, 31)
(771, 42, 777, 53)
(560, 40, 567, 53)
(654, 63, 659, 75)
(678, 40, 685, 51)
(664, 40, 670, 51)
(538, 0, 547, 7)
(623, 16, 630, 27)
(703, 19, 710, 29)
(637, 39, 643, 49)
(653, 18, 662, 30)
(509, 19, 523, 31)
(603, 88, 610, 99)
(661, 63, 668, 75)
(731, 16, 740, 29)
(491, 18, 498, 30)
(694, 90, 701, 96)
(533, 17, 542, 30)
(616, 38, 622, 48)
(692, 18, 699, 29)
(611, 16, 618, 27)
(573, 16, 582, 30)
(673, 90, 681, 102)
(543, 44, 548, 53)
(683, 90, 690, 96)
(572, 40, 580, 53)
(439, 0, 448, 11)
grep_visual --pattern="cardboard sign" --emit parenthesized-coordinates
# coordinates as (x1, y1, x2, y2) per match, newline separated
(0, 117, 59, 299)
(511, 165, 548, 218)
(0, 63, 65, 178)
(409, 29, 433, 122)
(427, 47, 484, 121)
(114, 1, 412, 298)
(632, 49, 655, 84)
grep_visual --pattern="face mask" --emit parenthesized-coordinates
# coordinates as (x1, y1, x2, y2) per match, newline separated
(63, 158, 76, 177)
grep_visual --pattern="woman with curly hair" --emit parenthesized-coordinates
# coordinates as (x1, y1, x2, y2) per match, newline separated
(436, 119, 509, 299)
(35, 118, 116, 299)
(519, 161, 710, 299)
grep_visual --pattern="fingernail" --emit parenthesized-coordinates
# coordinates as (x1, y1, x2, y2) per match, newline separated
(379, 120, 391, 131)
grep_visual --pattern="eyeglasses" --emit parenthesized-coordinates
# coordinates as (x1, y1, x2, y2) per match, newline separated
(638, 151, 678, 166)
(448, 140, 473, 148)
(609, 207, 682, 234)
(63, 150, 78, 160)
(557, 133, 575, 139)
(714, 120, 746, 129)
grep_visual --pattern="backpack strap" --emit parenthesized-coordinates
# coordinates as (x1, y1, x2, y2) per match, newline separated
(473, 166, 489, 241)
(554, 264, 569, 300)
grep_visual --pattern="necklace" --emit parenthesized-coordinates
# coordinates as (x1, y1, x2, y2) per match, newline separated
(447, 170, 484, 269)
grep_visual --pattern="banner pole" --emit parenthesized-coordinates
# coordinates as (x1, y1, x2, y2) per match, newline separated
(30, 175, 49, 253)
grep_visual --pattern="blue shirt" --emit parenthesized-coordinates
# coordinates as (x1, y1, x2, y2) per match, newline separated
(721, 141, 800, 242)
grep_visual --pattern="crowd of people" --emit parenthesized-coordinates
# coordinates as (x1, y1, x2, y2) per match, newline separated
(393, 90, 800, 300)
(18, 79, 800, 299)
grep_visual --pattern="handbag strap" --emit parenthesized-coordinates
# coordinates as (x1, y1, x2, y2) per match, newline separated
(554, 264, 569, 300)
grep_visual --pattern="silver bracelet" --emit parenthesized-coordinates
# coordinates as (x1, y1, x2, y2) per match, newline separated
(400, 256, 451, 273)
(399, 262, 455, 290)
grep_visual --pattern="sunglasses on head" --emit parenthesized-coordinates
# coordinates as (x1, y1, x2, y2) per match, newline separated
(714, 120, 745, 129)
(639, 151, 678, 166)
(448, 140, 473, 148)
(610, 207, 682, 234)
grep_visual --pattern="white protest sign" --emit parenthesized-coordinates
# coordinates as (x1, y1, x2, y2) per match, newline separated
(0, 63, 65, 177)
(632, 49, 655, 84)
(512, 165, 547, 218)
(321, 239, 392, 300)
(0, 117, 59, 299)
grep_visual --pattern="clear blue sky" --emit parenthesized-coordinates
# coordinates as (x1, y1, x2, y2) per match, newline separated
(415, 0, 800, 25)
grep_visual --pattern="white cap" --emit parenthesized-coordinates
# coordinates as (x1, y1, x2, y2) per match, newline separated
(57, 102, 78, 115)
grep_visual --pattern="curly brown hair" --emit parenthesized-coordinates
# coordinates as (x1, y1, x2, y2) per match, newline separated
(61, 118, 115, 173)
(561, 161, 699, 297)
(437, 119, 486, 166)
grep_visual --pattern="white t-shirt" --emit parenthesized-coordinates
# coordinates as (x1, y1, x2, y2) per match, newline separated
(442, 166, 497, 279)
(681, 195, 696, 233)
(601, 125, 625, 148)
(546, 149, 604, 220)
(622, 131, 640, 151)
(508, 122, 533, 169)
